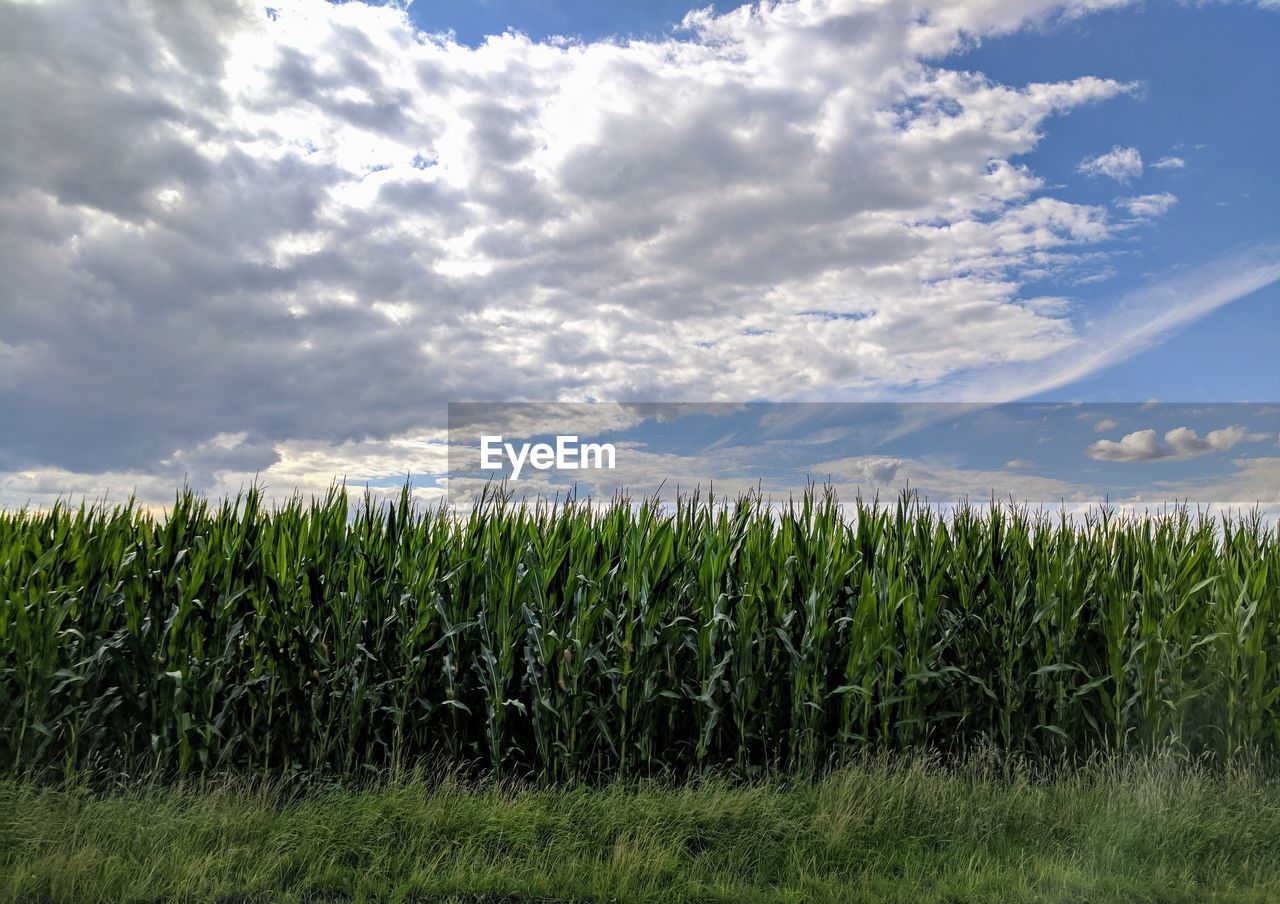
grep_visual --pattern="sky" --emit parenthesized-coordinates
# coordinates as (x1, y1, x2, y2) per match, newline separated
(445, 402, 1280, 512)
(1, 0, 1277, 507)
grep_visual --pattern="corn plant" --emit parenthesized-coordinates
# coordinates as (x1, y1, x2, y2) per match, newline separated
(1, 484, 1277, 780)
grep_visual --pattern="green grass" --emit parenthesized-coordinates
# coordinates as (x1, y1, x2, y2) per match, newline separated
(3, 485, 1279, 780)
(3, 755, 1280, 903)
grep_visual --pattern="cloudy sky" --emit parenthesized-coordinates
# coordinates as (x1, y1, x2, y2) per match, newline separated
(2, 0, 1278, 506)
(445, 402, 1280, 511)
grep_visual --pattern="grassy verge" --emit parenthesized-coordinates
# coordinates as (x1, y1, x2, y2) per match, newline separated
(3, 756, 1280, 903)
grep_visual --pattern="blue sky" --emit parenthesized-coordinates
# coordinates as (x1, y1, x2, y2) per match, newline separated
(960, 2, 1280, 402)
(402, 0, 703, 45)
(1, 0, 1277, 506)
(404, 0, 1280, 402)
(447, 402, 1280, 509)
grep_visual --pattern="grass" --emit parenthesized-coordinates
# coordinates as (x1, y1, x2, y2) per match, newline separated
(3, 754, 1280, 903)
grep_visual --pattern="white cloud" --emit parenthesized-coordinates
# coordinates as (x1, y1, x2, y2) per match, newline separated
(1093, 417, 1119, 432)
(1077, 145, 1144, 183)
(1086, 425, 1252, 462)
(1152, 155, 1186, 169)
(919, 245, 1280, 402)
(806, 454, 1089, 502)
(0, 0, 1263, 505)
(1136, 456, 1280, 508)
(1088, 429, 1164, 462)
(0, 432, 451, 511)
(1116, 191, 1177, 218)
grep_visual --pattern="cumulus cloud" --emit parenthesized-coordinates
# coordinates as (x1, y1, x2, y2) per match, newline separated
(1077, 145, 1144, 183)
(1116, 192, 1177, 218)
(0, 0, 1244, 505)
(1086, 425, 1252, 462)
(1152, 155, 1186, 169)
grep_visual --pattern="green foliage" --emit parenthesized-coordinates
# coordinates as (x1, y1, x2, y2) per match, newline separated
(4, 757, 1280, 903)
(1, 484, 1277, 779)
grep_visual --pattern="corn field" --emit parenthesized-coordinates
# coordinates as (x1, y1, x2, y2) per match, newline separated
(2, 486, 1277, 780)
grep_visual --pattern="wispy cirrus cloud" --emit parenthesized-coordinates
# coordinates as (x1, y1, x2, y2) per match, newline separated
(924, 244, 1280, 404)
